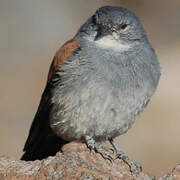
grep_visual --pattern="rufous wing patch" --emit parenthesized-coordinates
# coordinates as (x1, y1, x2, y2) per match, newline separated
(47, 39, 80, 82)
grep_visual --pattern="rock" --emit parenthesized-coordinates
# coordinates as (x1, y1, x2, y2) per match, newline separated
(0, 142, 155, 180)
(159, 164, 180, 180)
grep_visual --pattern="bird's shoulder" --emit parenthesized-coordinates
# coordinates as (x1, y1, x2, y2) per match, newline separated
(47, 39, 80, 82)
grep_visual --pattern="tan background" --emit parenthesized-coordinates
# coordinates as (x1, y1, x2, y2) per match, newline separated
(0, 0, 180, 177)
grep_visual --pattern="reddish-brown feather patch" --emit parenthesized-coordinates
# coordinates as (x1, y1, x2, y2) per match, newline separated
(47, 39, 80, 82)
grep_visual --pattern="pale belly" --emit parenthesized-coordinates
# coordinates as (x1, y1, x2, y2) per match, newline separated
(50, 84, 150, 142)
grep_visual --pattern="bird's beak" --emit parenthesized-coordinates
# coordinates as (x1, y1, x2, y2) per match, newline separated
(94, 28, 113, 41)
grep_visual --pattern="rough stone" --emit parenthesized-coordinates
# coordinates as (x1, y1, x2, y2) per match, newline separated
(0, 142, 159, 180)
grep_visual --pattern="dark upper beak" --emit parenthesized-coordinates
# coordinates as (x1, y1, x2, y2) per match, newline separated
(94, 27, 113, 41)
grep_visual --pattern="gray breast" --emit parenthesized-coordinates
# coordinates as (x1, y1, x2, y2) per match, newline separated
(49, 46, 160, 142)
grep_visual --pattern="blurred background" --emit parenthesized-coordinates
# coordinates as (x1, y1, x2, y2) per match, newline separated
(0, 0, 180, 177)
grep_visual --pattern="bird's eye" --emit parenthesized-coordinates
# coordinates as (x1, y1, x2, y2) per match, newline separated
(120, 24, 128, 30)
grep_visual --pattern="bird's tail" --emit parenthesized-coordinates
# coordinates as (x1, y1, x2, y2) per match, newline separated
(21, 133, 68, 161)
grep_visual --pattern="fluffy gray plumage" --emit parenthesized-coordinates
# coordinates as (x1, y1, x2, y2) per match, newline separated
(50, 6, 160, 141)
(22, 6, 160, 163)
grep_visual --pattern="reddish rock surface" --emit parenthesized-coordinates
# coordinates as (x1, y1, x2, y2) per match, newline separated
(1, 141, 177, 180)
(159, 164, 180, 180)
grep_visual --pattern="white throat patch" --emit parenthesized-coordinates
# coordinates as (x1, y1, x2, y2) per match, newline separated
(95, 35, 131, 52)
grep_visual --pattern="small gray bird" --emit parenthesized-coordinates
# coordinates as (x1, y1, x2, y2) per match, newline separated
(21, 6, 160, 173)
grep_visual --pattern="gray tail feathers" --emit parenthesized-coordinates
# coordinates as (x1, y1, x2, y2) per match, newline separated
(21, 133, 68, 161)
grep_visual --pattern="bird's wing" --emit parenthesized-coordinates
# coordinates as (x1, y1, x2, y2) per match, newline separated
(47, 39, 80, 82)
(22, 39, 80, 158)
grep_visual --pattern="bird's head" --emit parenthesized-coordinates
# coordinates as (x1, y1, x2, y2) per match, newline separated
(76, 6, 147, 51)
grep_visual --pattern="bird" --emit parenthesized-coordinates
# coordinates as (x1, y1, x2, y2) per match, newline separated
(21, 6, 160, 173)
